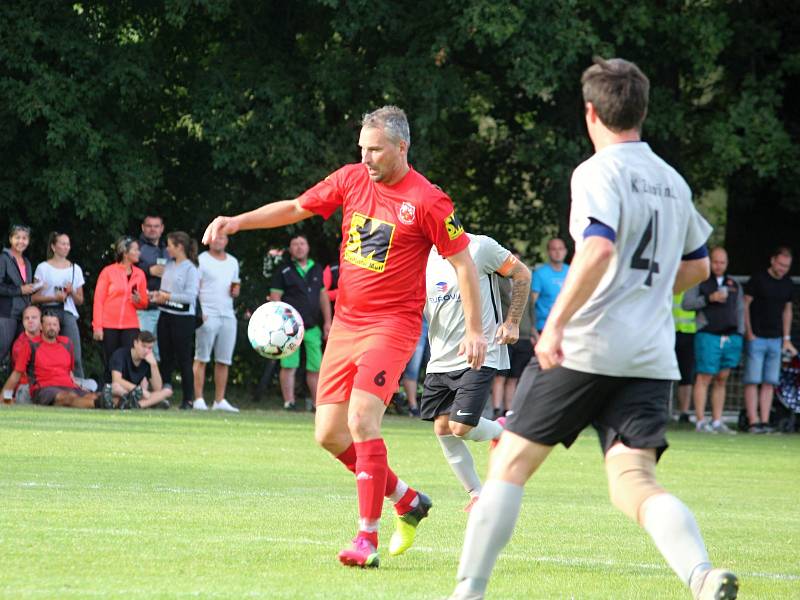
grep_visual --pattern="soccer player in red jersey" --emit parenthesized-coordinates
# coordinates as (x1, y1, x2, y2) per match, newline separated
(203, 106, 487, 568)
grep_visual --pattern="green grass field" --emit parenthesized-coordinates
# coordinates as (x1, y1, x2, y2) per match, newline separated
(1, 406, 798, 599)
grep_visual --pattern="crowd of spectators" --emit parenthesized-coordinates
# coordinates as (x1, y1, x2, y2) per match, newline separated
(674, 246, 797, 434)
(1, 219, 795, 429)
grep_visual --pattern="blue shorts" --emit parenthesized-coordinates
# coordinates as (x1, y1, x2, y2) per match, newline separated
(694, 332, 743, 375)
(743, 337, 782, 385)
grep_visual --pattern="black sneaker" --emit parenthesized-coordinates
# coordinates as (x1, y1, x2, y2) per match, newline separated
(119, 386, 143, 410)
(99, 384, 115, 410)
(154, 399, 171, 410)
(179, 401, 192, 410)
(409, 406, 421, 418)
(678, 412, 691, 424)
(748, 423, 765, 434)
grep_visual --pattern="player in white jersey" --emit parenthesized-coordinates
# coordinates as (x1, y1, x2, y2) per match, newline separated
(450, 58, 738, 600)
(421, 234, 531, 512)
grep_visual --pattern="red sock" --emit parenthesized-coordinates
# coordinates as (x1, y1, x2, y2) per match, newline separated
(337, 443, 403, 499)
(357, 530, 379, 547)
(354, 439, 389, 524)
(385, 467, 398, 496)
(335, 444, 357, 474)
(394, 487, 418, 515)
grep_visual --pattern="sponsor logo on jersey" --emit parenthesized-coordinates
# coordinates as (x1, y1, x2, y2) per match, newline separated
(356, 471, 373, 481)
(429, 280, 460, 303)
(398, 202, 416, 225)
(344, 212, 396, 273)
(444, 211, 465, 240)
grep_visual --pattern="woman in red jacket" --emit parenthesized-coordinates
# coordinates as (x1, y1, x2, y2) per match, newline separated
(93, 237, 149, 378)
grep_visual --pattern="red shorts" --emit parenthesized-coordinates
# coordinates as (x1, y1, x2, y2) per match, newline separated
(316, 320, 419, 405)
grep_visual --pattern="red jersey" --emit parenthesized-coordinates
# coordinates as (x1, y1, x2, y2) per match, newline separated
(11, 332, 38, 385)
(13, 335, 75, 392)
(299, 163, 469, 329)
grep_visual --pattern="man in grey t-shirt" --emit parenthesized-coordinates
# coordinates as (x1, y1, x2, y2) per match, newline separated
(450, 58, 737, 600)
(422, 234, 530, 513)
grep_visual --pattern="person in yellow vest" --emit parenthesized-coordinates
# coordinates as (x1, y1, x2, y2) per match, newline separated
(673, 292, 696, 423)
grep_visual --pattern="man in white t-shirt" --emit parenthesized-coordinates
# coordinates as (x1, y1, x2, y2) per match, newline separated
(450, 58, 738, 600)
(193, 233, 240, 412)
(422, 234, 531, 513)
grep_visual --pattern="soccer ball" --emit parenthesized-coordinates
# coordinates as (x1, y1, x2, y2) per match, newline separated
(247, 301, 305, 359)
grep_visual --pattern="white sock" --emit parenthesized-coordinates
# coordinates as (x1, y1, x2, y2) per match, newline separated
(641, 493, 712, 586)
(358, 518, 379, 532)
(455, 479, 524, 592)
(387, 478, 409, 504)
(462, 417, 503, 442)
(438, 434, 482, 495)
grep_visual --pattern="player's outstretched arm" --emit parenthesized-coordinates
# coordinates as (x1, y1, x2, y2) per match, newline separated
(495, 259, 531, 344)
(447, 248, 488, 369)
(672, 257, 709, 294)
(202, 199, 314, 244)
(537, 236, 614, 369)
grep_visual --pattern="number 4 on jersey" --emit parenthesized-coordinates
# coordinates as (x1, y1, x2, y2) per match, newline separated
(630, 211, 660, 286)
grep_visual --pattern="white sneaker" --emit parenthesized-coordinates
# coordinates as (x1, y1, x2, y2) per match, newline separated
(212, 399, 239, 413)
(696, 419, 715, 433)
(193, 398, 209, 410)
(694, 568, 738, 599)
(711, 420, 736, 435)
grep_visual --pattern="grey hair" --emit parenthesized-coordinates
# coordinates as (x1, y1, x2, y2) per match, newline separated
(361, 105, 411, 146)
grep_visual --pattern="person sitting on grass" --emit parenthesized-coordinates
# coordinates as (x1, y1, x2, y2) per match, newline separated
(2, 311, 108, 409)
(7, 304, 43, 404)
(103, 330, 173, 409)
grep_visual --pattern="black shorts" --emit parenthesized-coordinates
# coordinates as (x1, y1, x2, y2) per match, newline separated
(507, 338, 534, 379)
(420, 367, 496, 426)
(674, 332, 695, 385)
(507, 360, 672, 460)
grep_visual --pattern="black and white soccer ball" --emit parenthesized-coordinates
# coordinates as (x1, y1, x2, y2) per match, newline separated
(247, 301, 305, 359)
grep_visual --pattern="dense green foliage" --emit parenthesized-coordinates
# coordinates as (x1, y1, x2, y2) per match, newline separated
(1, 407, 798, 598)
(1, 1, 798, 376)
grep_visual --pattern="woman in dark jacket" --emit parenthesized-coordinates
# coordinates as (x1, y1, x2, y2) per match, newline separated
(0, 225, 36, 365)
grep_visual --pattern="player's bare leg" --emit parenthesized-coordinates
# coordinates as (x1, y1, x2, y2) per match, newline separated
(53, 391, 100, 409)
(606, 443, 738, 599)
(433, 414, 503, 511)
(451, 431, 552, 599)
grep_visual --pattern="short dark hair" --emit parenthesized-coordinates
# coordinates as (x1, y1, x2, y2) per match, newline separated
(142, 215, 163, 224)
(41, 310, 60, 323)
(289, 233, 308, 245)
(581, 57, 649, 132)
(135, 330, 156, 344)
(772, 246, 793, 259)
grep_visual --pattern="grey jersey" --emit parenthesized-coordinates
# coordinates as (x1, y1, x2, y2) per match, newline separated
(562, 142, 712, 379)
(425, 234, 512, 373)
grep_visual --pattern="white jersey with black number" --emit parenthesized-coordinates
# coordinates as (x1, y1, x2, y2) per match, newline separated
(425, 234, 512, 373)
(562, 142, 712, 379)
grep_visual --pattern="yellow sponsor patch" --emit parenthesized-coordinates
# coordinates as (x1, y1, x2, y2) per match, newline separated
(444, 211, 465, 241)
(344, 212, 396, 273)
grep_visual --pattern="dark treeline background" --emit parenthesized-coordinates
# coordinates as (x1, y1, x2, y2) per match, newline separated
(1, 1, 798, 387)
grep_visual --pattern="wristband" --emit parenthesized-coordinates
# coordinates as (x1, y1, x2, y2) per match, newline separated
(784, 336, 791, 341)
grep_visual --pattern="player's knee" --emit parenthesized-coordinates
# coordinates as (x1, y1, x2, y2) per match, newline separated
(347, 412, 380, 440)
(433, 418, 451, 436)
(449, 421, 472, 438)
(605, 451, 664, 524)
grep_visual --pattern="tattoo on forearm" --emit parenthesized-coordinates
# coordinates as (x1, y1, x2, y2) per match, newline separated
(507, 272, 529, 325)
